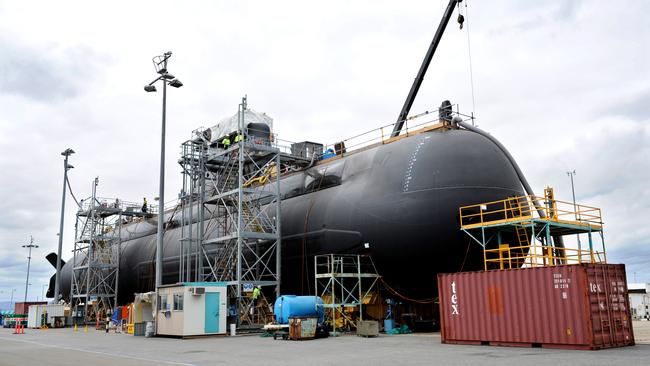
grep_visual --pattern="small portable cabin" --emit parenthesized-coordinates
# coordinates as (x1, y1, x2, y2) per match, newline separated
(156, 282, 227, 337)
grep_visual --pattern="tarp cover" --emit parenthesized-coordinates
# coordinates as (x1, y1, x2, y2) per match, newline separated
(208, 109, 273, 142)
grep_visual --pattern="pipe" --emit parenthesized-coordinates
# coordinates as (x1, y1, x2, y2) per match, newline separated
(457, 121, 565, 254)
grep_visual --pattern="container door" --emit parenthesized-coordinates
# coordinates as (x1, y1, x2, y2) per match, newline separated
(586, 264, 635, 348)
(204, 292, 220, 333)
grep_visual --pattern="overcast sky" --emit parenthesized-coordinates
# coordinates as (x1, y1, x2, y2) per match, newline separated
(0, 0, 648, 303)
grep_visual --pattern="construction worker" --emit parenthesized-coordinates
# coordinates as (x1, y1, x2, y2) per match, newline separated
(252, 285, 261, 309)
(222, 136, 231, 149)
(142, 197, 148, 213)
(105, 312, 111, 333)
(234, 131, 244, 144)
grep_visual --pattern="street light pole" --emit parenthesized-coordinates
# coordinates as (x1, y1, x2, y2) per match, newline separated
(567, 170, 581, 249)
(22, 236, 39, 303)
(144, 52, 183, 290)
(156, 68, 167, 290)
(54, 148, 75, 302)
(10, 289, 15, 309)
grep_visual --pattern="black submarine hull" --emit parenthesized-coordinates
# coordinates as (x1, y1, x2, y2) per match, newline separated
(54, 127, 524, 303)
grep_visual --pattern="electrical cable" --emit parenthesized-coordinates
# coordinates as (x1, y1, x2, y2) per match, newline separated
(380, 278, 438, 304)
(65, 175, 81, 208)
(459, 237, 472, 272)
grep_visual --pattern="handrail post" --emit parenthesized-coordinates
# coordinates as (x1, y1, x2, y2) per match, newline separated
(483, 248, 487, 271)
(498, 247, 504, 270)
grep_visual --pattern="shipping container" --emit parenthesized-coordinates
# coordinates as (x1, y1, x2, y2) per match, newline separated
(43, 304, 66, 327)
(14, 302, 46, 315)
(27, 305, 43, 328)
(438, 263, 634, 350)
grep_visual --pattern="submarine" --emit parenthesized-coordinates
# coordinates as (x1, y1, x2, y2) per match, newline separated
(48, 0, 535, 304)
(50, 108, 526, 304)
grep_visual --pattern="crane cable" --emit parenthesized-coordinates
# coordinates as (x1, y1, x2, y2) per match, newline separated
(459, 0, 477, 124)
(380, 278, 438, 305)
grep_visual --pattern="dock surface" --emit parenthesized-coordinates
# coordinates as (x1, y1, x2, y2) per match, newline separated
(1, 322, 649, 366)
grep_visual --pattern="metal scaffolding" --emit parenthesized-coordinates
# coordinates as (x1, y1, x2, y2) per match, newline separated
(459, 187, 606, 270)
(314, 254, 380, 333)
(179, 97, 291, 327)
(70, 177, 154, 323)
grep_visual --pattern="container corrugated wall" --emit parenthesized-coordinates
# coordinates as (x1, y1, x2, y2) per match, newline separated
(27, 305, 42, 328)
(438, 264, 634, 350)
(43, 304, 65, 324)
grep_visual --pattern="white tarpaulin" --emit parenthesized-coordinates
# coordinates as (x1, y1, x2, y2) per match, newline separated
(208, 109, 273, 142)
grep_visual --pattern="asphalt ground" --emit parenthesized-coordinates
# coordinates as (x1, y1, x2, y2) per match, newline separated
(0, 323, 648, 366)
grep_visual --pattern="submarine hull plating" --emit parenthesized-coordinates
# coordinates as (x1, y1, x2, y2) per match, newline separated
(55, 127, 524, 303)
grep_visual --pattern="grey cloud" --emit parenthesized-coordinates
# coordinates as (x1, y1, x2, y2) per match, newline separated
(0, 39, 107, 102)
(605, 89, 650, 122)
(489, 0, 582, 34)
(608, 244, 650, 282)
(556, 0, 582, 21)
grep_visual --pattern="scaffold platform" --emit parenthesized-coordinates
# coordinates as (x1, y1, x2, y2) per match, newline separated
(459, 187, 606, 270)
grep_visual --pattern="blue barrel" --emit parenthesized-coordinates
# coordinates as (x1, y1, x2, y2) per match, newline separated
(274, 295, 324, 324)
(384, 319, 394, 332)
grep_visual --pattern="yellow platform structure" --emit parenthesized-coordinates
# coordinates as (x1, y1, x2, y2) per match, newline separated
(459, 187, 606, 270)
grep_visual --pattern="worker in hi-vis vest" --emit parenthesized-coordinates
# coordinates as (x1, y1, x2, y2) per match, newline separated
(222, 136, 231, 148)
(251, 285, 261, 314)
(234, 131, 244, 143)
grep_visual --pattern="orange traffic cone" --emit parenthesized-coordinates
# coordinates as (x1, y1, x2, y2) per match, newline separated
(20, 324, 24, 334)
(13, 323, 18, 334)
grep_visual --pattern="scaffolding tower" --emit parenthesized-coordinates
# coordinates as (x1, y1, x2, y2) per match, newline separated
(179, 97, 305, 327)
(70, 177, 154, 323)
(314, 254, 381, 333)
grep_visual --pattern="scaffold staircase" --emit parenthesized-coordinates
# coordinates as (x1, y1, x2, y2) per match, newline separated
(178, 96, 283, 329)
(71, 178, 122, 325)
(241, 293, 274, 326)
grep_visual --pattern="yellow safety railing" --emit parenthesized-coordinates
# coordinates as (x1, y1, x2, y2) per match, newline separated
(459, 193, 603, 230)
(483, 243, 606, 271)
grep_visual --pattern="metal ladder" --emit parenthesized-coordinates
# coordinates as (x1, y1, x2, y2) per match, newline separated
(505, 198, 530, 247)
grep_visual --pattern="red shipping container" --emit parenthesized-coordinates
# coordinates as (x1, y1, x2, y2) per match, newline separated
(14, 302, 47, 315)
(438, 264, 634, 350)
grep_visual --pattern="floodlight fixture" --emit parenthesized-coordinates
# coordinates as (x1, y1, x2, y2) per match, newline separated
(144, 85, 157, 92)
(169, 79, 183, 88)
(61, 148, 75, 156)
(161, 73, 175, 80)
